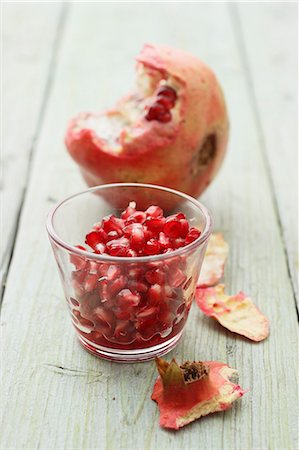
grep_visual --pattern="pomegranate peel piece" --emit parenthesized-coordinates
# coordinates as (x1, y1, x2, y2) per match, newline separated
(198, 233, 229, 288)
(196, 284, 269, 342)
(152, 357, 246, 430)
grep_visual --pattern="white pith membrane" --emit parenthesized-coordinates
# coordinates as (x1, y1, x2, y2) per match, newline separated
(77, 63, 182, 154)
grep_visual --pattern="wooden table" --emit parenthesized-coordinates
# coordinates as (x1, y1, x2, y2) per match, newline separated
(1, 3, 298, 449)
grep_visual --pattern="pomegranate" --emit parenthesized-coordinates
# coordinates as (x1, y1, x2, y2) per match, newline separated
(65, 44, 229, 199)
(69, 202, 202, 350)
(152, 357, 246, 430)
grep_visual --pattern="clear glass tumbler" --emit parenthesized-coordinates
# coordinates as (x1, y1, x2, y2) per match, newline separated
(46, 183, 212, 362)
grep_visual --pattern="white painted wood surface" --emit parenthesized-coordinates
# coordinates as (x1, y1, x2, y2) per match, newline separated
(235, 2, 298, 304)
(1, 3, 297, 450)
(1, 3, 64, 298)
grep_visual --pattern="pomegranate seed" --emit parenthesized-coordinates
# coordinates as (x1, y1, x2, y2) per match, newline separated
(157, 111, 172, 123)
(144, 239, 161, 255)
(106, 265, 121, 281)
(145, 268, 166, 285)
(83, 273, 98, 292)
(125, 211, 147, 224)
(148, 284, 165, 305)
(94, 307, 115, 328)
(121, 201, 136, 219)
(102, 215, 124, 234)
(163, 217, 183, 238)
(126, 249, 138, 257)
(94, 243, 106, 254)
(128, 280, 149, 293)
(158, 232, 172, 251)
(157, 85, 177, 102)
(130, 225, 145, 250)
(106, 237, 129, 256)
(85, 231, 106, 249)
(136, 306, 158, 320)
(168, 268, 187, 288)
(117, 289, 141, 307)
(70, 246, 88, 270)
(156, 96, 174, 109)
(114, 320, 133, 339)
(185, 227, 201, 244)
(145, 205, 164, 218)
(145, 217, 165, 235)
(180, 219, 189, 238)
(145, 102, 166, 120)
(109, 275, 128, 296)
(106, 230, 121, 241)
(172, 238, 185, 249)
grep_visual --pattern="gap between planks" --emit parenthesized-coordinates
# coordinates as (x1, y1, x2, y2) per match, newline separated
(0, 4, 69, 306)
(229, 2, 299, 320)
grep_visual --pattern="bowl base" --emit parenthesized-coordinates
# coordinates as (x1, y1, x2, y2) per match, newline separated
(77, 331, 183, 363)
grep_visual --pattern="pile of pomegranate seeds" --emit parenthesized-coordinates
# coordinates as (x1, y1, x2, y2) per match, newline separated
(69, 202, 201, 349)
(84, 202, 200, 257)
(145, 86, 177, 123)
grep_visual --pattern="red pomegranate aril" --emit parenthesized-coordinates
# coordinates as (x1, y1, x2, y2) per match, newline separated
(180, 219, 189, 238)
(117, 289, 141, 307)
(145, 102, 167, 121)
(106, 238, 129, 256)
(168, 268, 187, 288)
(146, 205, 164, 218)
(126, 211, 147, 224)
(109, 275, 128, 296)
(157, 85, 177, 102)
(130, 225, 145, 250)
(136, 306, 158, 320)
(102, 215, 124, 234)
(95, 243, 106, 254)
(70, 248, 88, 270)
(145, 268, 166, 285)
(157, 111, 172, 123)
(158, 232, 172, 251)
(106, 264, 121, 281)
(185, 227, 201, 244)
(144, 239, 161, 255)
(126, 249, 138, 257)
(106, 230, 121, 241)
(85, 231, 105, 249)
(145, 217, 166, 235)
(94, 307, 115, 328)
(148, 284, 165, 305)
(121, 201, 136, 219)
(156, 96, 175, 109)
(163, 217, 182, 238)
(84, 273, 98, 292)
(128, 280, 149, 293)
(172, 238, 185, 249)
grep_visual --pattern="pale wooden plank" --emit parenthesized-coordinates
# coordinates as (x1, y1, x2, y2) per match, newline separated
(1, 3, 64, 297)
(233, 2, 298, 304)
(1, 3, 298, 450)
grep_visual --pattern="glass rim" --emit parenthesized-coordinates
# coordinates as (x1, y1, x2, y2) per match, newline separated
(46, 183, 213, 263)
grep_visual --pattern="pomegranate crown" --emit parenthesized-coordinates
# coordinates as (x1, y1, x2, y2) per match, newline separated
(155, 357, 209, 388)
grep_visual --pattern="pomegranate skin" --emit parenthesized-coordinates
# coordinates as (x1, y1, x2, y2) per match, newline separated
(65, 44, 229, 199)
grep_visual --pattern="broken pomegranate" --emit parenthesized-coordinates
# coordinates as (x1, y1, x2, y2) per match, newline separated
(152, 357, 246, 429)
(196, 284, 269, 341)
(68, 203, 205, 352)
(65, 44, 229, 199)
(197, 232, 229, 288)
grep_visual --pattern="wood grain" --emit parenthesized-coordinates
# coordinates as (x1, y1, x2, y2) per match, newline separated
(1, 3, 64, 299)
(233, 1, 298, 307)
(1, 3, 297, 449)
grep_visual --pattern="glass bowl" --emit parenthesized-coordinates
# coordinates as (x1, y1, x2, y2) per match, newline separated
(46, 183, 212, 362)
